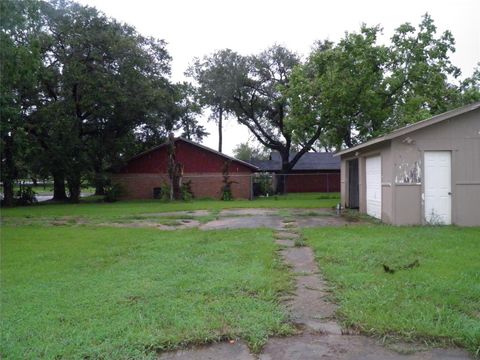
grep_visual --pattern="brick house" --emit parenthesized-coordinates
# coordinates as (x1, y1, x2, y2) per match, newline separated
(249, 152, 340, 193)
(112, 138, 258, 200)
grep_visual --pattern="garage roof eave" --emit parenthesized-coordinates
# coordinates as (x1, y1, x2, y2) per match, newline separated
(333, 101, 480, 158)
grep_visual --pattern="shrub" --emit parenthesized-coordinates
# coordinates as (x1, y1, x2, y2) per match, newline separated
(180, 180, 194, 201)
(221, 160, 236, 201)
(103, 183, 124, 202)
(15, 186, 38, 206)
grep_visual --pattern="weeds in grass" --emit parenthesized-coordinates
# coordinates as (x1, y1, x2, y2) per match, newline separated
(197, 210, 219, 224)
(294, 236, 305, 247)
(341, 209, 379, 223)
(276, 209, 291, 217)
(295, 210, 334, 217)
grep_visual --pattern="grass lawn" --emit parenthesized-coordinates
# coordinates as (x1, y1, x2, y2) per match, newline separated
(1, 192, 339, 219)
(304, 225, 480, 355)
(1, 226, 293, 359)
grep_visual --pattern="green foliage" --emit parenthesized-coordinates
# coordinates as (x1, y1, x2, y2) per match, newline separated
(160, 182, 171, 201)
(386, 14, 462, 127)
(220, 160, 235, 200)
(14, 185, 38, 206)
(0, 0, 43, 205)
(287, 26, 390, 149)
(187, 49, 246, 152)
(180, 180, 194, 201)
(253, 173, 274, 196)
(103, 183, 124, 203)
(305, 225, 480, 355)
(1, 0, 206, 206)
(233, 141, 269, 161)
(287, 14, 478, 151)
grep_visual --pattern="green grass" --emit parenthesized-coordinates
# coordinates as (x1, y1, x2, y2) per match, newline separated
(304, 225, 480, 355)
(1, 226, 293, 359)
(1, 192, 339, 219)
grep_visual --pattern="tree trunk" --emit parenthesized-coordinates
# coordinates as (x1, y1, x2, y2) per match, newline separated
(67, 175, 81, 203)
(2, 179, 15, 206)
(276, 151, 291, 194)
(1, 135, 16, 206)
(52, 172, 67, 201)
(218, 108, 223, 153)
(94, 173, 105, 195)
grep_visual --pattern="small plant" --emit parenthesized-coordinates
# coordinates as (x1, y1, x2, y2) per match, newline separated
(15, 186, 37, 205)
(220, 160, 236, 201)
(103, 183, 124, 202)
(425, 210, 445, 225)
(180, 180, 194, 201)
(252, 173, 274, 196)
(294, 236, 305, 247)
(160, 182, 171, 201)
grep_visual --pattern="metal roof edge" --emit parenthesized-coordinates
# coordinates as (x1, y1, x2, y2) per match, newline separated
(334, 102, 480, 157)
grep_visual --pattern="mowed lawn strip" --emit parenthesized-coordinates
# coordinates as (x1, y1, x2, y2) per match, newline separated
(1, 192, 339, 219)
(304, 225, 480, 355)
(1, 226, 293, 359)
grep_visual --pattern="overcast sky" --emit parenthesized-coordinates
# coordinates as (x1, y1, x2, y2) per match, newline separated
(77, 0, 480, 155)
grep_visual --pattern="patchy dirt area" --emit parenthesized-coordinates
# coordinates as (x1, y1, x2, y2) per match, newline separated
(99, 219, 201, 230)
(2, 208, 363, 231)
(200, 215, 284, 230)
(218, 208, 279, 216)
(143, 210, 211, 217)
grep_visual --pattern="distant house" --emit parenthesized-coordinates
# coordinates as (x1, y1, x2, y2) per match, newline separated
(113, 138, 258, 200)
(336, 102, 480, 226)
(249, 152, 340, 193)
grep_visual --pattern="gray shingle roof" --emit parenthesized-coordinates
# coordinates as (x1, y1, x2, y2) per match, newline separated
(249, 152, 340, 172)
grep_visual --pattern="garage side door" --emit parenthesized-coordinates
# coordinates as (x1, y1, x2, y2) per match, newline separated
(366, 155, 382, 219)
(424, 151, 451, 225)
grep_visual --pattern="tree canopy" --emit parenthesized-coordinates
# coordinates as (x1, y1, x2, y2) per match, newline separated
(1, 0, 205, 204)
(285, 14, 480, 151)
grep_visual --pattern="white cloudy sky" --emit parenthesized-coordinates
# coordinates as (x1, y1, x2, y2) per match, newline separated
(78, 0, 480, 155)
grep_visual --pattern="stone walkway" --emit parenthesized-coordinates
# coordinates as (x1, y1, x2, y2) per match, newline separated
(160, 214, 472, 360)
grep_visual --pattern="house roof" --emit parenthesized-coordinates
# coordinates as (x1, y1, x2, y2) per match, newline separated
(335, 102, 480, 157)
(127, 137, 259, 171)
(249, 151, 340, 172)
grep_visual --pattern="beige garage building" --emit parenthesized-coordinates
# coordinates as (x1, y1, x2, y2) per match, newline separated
(336, 102, 480, 226)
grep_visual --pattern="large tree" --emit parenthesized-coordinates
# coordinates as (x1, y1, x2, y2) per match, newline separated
(227, 45, 324, 193)
(0, 0, 43, 205)
(288, 27, 390, 150)
(232, 141, 268, 161)
(187, 49, 246, 152)
(386, 13, 462, 127)
(288, 14, 475, 151)
(2, 0, 201, 204)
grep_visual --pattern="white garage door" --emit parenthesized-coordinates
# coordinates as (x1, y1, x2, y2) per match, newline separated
(424, 151, 451, 225)
(366, 156, 382, 219)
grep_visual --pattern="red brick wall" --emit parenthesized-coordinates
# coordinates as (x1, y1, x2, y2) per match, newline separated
(112, 173, 252, 200)
(120, 140, 254, 174)
(284, 172, 340, 193)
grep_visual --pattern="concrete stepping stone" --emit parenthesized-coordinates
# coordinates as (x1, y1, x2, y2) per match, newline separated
(159, 341, 254, 360)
